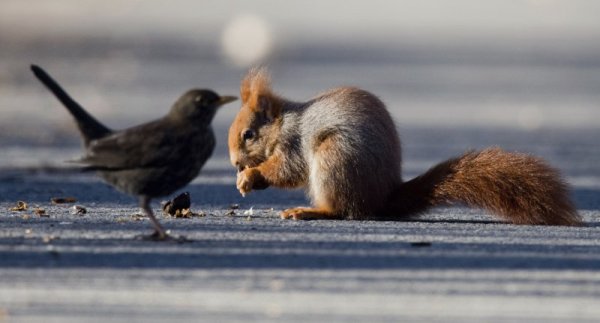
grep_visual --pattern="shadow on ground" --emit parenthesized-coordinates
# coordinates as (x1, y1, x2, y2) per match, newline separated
(1, 236, 599, 270)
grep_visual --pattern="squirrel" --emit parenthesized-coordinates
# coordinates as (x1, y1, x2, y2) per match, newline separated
(228, 67, 580, 226)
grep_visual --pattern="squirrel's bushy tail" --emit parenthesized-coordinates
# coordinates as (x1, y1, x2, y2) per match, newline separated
(386, 148, 580, 226)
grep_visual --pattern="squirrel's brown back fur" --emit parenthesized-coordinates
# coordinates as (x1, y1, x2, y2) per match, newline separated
(228, 67, 580, 226)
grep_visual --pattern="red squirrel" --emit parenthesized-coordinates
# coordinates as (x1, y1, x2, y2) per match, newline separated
(228, 67, 580, 225)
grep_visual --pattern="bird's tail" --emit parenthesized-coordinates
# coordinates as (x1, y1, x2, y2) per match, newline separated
(385, 147, 580, 225)
(31, 64, 112, 145)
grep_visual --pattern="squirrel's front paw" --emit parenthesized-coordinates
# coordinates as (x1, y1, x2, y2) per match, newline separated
(237, 168, 259, 196)
(237, 167, 270, 196)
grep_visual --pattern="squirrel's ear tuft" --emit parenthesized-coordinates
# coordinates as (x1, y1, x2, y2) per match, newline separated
(241, 66, 271, 104)
(240, 72, 252, 104)
(241, 66, 280, 120)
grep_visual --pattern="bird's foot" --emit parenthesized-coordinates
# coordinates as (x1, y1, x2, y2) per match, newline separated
(135, 230, 191, 243)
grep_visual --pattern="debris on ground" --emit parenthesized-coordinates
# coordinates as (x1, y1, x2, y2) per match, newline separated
(34, 207, 48, 217)
(161, 192, 204, 218)
(244, 207, 255, 220)
(174, 208, 206, 218)
(131, 214, 146, 221)
(42, 235, 59, 244)
(71, 205, 87, 215)
(9, 201, 28, 211)
(51, 197, 77, 204)
(162, 192, 191, 216)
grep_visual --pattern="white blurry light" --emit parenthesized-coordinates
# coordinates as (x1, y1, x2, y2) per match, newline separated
(221, 14, 273, 67)
(517, 105, 544, 130)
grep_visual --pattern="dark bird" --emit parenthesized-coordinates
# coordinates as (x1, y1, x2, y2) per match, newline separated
(31, 64, 236, 241)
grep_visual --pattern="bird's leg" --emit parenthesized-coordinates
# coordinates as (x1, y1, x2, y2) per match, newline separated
(138, 195, 169, 241)
(136, 196, 190, 243)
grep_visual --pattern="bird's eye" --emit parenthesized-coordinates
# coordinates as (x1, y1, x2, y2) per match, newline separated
(242, 129, 255, 141)
(194, 95, 202, 103)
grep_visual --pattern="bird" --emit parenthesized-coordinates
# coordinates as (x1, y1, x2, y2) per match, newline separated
(31, 64, 237, 241)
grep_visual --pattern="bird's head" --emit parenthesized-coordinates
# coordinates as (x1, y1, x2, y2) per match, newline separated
(169, 89, 237, 125)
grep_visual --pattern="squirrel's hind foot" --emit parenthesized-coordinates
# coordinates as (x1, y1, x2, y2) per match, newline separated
(280, 207, 343, 220)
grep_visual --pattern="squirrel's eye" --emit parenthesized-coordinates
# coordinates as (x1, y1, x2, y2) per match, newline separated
(242, 129, 255, 141)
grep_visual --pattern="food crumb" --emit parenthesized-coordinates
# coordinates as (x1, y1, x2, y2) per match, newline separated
(243, 207, 254, 216)
(71, 205, 87, 215)
(131, 214, 146, 221)
(9, 201, 28, 211)
(42, 235, 59, 244)
(34, 207, 48, 217)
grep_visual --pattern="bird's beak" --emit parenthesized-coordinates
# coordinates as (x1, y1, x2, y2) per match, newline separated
(217, 95, 237, 106)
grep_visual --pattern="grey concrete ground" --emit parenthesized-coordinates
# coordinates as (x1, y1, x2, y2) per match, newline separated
(1, 127, 600, 322)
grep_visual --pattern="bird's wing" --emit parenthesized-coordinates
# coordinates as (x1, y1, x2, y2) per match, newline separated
(77, 120, 182, 170)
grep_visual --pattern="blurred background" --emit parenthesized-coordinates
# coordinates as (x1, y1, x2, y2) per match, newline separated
(1, 0, 599, 178)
